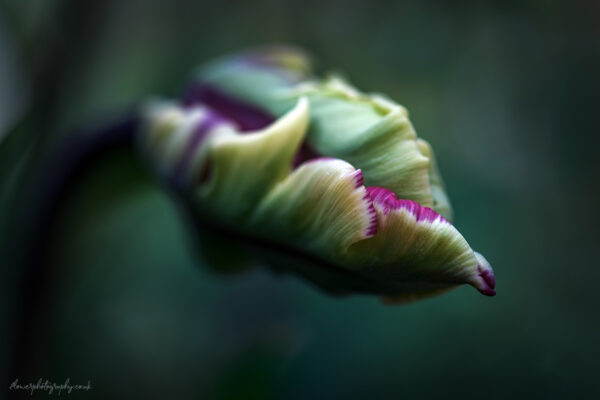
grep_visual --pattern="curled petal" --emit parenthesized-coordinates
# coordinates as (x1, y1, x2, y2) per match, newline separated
(298, 77, 435, 212)
(197, 97, 309, 220)
(139, 100, 236, 188)
(249, 159, 377, 260)
(344, 187, 495, 299)
(190, 50, 453, 219)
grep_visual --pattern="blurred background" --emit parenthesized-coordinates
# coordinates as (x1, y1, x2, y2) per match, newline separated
(1, 0, 599, 398)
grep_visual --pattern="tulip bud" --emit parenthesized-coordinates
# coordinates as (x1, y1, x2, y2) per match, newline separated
(139, 47, 495, 303)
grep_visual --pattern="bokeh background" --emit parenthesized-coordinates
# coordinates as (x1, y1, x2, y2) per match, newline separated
(1, 0, 599, 399)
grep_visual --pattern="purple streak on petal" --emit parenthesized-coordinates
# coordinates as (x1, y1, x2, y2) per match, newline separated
(181, 84, 273, 131)
(182, 84, 325, 168)
(366, 186, 447, 223)
(365, 192, 378, 237)
(347, 170, 377, 237)
(477, 264, 496, 296)
(171, 111, 223, 189)
(351, 169, 364, 189)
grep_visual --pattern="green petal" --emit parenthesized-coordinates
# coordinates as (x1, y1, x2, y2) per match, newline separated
(296, 77, 435, 211)
(197, 97, 310, 221)
(139, 100, 239, 185)
(193, 50, 453, 219)
(248, 158, 376, 261)
(343, 187, 494, 299)
(196, 46, 307, 116)
(140, 97, 312, 222)
(140, 100, 196, 175)
(417, 138, 453, 221)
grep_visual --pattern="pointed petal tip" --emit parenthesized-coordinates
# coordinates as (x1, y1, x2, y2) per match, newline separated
(473, 252, 496, 296)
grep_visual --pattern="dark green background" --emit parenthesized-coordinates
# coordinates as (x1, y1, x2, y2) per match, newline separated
(1, 0, 599, 398)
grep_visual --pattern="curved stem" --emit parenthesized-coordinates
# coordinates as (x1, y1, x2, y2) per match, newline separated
(7, 114, 138, 379)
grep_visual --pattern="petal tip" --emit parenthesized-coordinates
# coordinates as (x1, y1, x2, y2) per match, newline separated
(474, 252, 496, 296)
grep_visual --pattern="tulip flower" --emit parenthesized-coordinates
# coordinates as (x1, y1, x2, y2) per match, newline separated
(139, 46, 495, 303)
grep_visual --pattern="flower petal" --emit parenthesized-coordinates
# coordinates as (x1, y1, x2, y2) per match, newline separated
(296, 77, 435, 212)
(139, 100, 236, 188)
(190, 46, 306, 117)
(416, 138, 453, 221)
(189, 49, 453, 219)
(248, 158, 377, 260)
(196, 97, 309, 220)
(343, 187, 495, 297)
